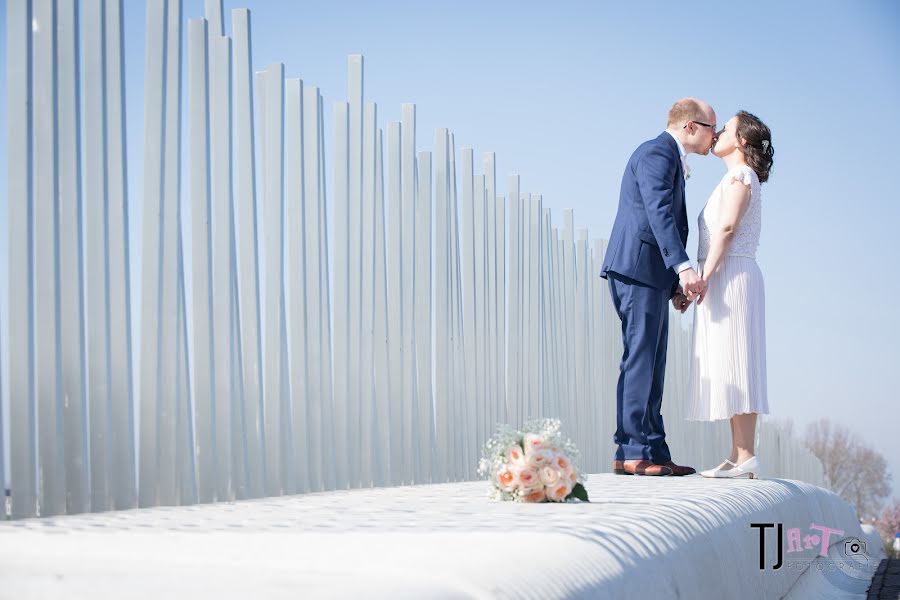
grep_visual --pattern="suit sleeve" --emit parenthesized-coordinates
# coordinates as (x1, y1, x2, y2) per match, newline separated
(636, 145, 690, 270)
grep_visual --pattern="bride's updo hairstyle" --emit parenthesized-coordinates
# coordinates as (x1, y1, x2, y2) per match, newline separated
(735, 110, 774, 183)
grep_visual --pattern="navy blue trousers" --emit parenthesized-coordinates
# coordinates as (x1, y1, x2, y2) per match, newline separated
(607, 272, 672, 463)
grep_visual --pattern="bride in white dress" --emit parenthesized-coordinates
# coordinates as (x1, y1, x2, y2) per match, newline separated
(676, 110, 775, 479)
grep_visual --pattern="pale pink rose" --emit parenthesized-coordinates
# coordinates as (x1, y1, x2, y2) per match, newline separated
(547, 481, 572, 502)
(539, 465, 561, 487)
(523, 433, 545, 454)
(495, 468, 518, 492)
(553, 454, 571, 472)
(526, 449, 551, 469)
(506, 446, 527, 467)
(516, 467, 539, 490)
(522, 488, 546, 503)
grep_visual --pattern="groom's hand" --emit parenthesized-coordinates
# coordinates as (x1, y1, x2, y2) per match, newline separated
(672, 292, 691, 313)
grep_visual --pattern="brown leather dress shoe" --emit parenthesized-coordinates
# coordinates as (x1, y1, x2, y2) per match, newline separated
(652, 460, 696, 476)
(612, 459, 672, 476)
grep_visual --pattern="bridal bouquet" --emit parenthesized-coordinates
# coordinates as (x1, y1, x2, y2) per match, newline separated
(477, 418, 589, 503)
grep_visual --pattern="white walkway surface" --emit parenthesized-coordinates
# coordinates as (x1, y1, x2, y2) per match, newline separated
(0, 474, 881, 599)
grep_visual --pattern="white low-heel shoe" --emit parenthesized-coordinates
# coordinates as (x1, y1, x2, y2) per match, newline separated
(700, 456, 760, 479)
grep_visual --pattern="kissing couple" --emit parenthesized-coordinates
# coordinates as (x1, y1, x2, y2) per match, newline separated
(601, 98, 775, 479)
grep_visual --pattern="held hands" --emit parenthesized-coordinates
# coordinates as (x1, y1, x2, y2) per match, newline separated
(678, 268, 708, 306)
(672, 291, 690, 313)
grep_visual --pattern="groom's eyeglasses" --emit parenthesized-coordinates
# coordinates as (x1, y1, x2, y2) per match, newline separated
(684, 120, 715, 130)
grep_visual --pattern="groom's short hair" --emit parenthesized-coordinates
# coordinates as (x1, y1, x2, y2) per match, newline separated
(667, 98, 706, 127)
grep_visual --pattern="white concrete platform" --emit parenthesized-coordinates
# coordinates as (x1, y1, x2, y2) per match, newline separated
(0, 474, 882, 599)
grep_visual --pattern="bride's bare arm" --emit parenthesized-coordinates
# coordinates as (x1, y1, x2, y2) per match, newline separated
(700, 177, 752, 281)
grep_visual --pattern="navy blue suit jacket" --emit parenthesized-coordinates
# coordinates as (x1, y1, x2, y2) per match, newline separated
(600, 132, 690, 296)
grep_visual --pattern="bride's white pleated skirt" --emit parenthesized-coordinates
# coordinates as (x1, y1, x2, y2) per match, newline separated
(687, 256, 769, 421)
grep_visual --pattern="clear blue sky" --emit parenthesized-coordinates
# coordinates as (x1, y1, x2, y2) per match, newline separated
(1, 0, 899, 500)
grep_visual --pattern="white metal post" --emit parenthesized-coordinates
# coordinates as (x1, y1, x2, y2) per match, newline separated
(231, 8, 264, 499)
(58, 0, 89, 515)
(8, 0, 38, 519)
(187, 17, 214, 503)
(34, 0, 65, 518)
(332, 101, 350, 490)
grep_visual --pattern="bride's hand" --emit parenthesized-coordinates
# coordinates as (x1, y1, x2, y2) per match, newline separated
(696, 281, 708, 305)
(685, 278, 708, 305)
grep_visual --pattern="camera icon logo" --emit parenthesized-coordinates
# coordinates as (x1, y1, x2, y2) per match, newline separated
(843, 538, 867, 557)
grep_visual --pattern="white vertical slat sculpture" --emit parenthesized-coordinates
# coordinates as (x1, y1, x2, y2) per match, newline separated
(373, 126, 391, 487)
(386, 121, 403, 485)
(332, 100, 350, 490)
(497, 192, 507, 433)
(520, 192, 532, 425)
(575, 230, 590, 463)
(105, 0, 137, 511)
(590, 240, 605, 471)
(231, 8, 264, 500)
(483, 153, 499, 439)
(415, 149, 434, 484)
(3, 0, 830, 520)
(300, 80, 327, 491)
(227, 40, 247, 503)
(33, 0, 64, 519)
(473, 173, 486, 449)
(434, 129, 450, 483)
(506, 184, 521, 430)
(448, 135, 468, 480)
(412, 109, 436, 482)
(318, 91, 338, 493)
(529, 194, 542, 422)
(57, 0, 89, 516)
(400, 104, 418, 485)
(260, 62, 287, 498)
(555, 234, 566, 427)
(163, 0, 185, 507)
(285, 76, 309, 495)
(460, 149, 478, 466)
(188, 17, 214, 503)
(550, 228, 564, 423)
(347, 55, 363, 489)
(175, 175, 198, 506)
(204, 0, 223, 36)
(562, 211, 576, 432)
(210, 32, 236, 502)
(541, 211, 555, 418)
(0, 316, 3, 510)
(540, 206, 550, 419)
(6, 0, 35, 520)
(137, 0, 162, 509)
(153, 3, 189, 509)
(360, 101, 377, 487)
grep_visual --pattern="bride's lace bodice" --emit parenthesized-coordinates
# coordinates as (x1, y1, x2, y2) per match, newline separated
(697, 165, 761, 260)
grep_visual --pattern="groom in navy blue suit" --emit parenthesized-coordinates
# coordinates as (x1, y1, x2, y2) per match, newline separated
(600, 98, 717, 476)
